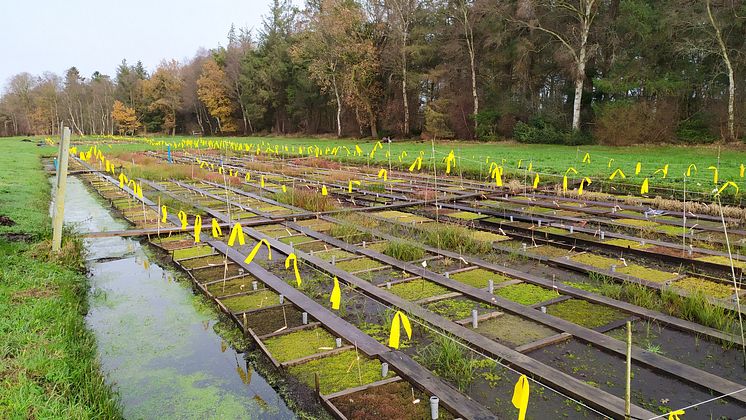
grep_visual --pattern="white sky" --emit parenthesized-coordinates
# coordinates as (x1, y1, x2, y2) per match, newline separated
(1, 0, 301, 86)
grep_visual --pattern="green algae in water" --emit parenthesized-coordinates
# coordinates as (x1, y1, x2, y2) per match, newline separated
(547, 299, 627, 329)
(473, 313, 558, 347)
(263, 327, 338, 363)
(172, 245, 213, 260)
(427, 298, 490, 320)
(450, 268, 511, 289)
(288, 350, 393, 395)
(220, 290, 280, 313)
(389, 279, 450, 301)
(495, 283, 559, 306)
(672, 277, 736, 299)
(336, 257, 386, 273)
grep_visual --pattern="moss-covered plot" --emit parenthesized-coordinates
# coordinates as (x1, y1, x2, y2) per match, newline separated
(495, 283, 559, 306)
(671, 277, 736, 299)
(470, 230, 510, 243)
(220, 290, 280, 313)
(288, 350, 393, 395)
(448, 211, 488, 220)
(335, 257, 387, 273)
(473, 313, 558, 347)
(331, 380, 456, 420)
(178, 254, 227, 269)
(450, 268, 511, 289)
(312, 248, 357, 262)
(570, 253, 678, 283)
(388, 279, 450, 301)
(427, 298, 491, 320)
(205, 276, 256, 297)
(695, 255, 746, 270)
(263, 327, 338, 363)
(172, 245, 214, 260)
(547, 299, 627, 329)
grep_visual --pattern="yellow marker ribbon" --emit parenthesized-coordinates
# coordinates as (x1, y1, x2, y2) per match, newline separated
(527, 161, 533, 172)
(282, 185, 287, 193)
(408, 156, 423, 172)
(707, 166, 719, 184)
(512, 375, 530, 420)
(635, 162, 641, 175)
(445, 150, 456, 174)
(211, 218, 222, 238)
(686, 164, 697, 177)
(491, 166, 503, 187)
(607, 158, 614, 168)
(653, 164, 669, 178)
(177, 211, 188, 230)
(161, 206, 168, 223)
(388, 311, 412, 349)
(355, 144, 363, 156)
(582, 152, 590, 163)
(641, 178, 649, 195)
(284, 253, 302, 287)
(715, 181, 739, 197)
(228, 223, 245, 246)
(321, 185, 328, 196)
(377, 169, 388, 182)
(193, 215, 202, 243)
(578, 177, 592, 195)
(609, 168, 626, 180)
(118, 172, 128, 188)
(244, 239, 272, 265)
(533, 173, 540, 189)
(740, 164, 744, 178)
(245, 172, 250, 181)
(260, 175, 265, 188)
(348, 180, 361, 192)
(517, 159, 522, 169)
(330, 277, 341, 310)
(667, 409, 684, 420)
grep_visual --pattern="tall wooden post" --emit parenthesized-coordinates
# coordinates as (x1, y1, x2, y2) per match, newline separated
(52, 127, 71, 252)
(625, 321, 632, 420)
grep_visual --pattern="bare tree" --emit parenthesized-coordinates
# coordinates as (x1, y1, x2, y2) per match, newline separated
(706, 0, 736, 140)
(453, 0, 479, 138)
(386, 0, 418, 136)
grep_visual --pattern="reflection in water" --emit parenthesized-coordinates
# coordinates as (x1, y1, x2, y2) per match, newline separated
(61, 177, 295, 419)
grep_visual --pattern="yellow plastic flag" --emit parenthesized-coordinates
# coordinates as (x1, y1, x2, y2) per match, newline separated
(641, 178, 649, 195)
(377, 168, 388, 182)
(609, 168, 626, 180)
(330, 277, 341, 310)
(348, 180, 361, 192)
(527, 161, 533, 172)
(282, 185, 287, 193)
(244, 239, 272, 265)
(653, 164, 669, 178)
(228, 223, 245, 246)
(388, 311, 412, 349)
(635, 162, 641, 175)
(219, 166, 224, 175)
(260, 176, 265, 188)
(563, 176, 568, 193)
(491, 166, 503, 187)
(355, 144, 363, 156)
(321, 185, 328, 196)
(707, 166, 719, 184)
(211, 218, 222, 238)
(668, 409, 685, 420)
(177, 211, 188, 230)
(607, 158, 614, 168)
(517, 159, 522, 169)
(161, 206, 168, 223)
(118, 172, 128, 188)
(715, 181, 739, 197)
(285, 253, 302, 287)
(532, 173, 540, 189)
(686, 164, 697, 177)
(445, 150, 456, 174)
(409, 156, 422, 172)
(740, 164, 744, 178)
(245, 173, 250, 181)
(193, 215, 202, 243)
(512, 375, 530, 420)
(578, 177, 592, 195)
(582, 152, 590, 163)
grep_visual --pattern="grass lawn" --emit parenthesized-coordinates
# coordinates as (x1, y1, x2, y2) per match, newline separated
(84, 134, 746, 197)
(0, 137, 121, 418)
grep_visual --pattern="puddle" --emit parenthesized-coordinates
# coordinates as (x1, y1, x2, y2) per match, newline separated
(61, 177, 295, 419)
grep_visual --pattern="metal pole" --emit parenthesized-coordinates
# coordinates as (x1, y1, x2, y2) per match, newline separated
(52, 127, 71, 252)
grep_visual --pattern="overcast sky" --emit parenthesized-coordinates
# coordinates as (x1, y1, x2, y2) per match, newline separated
(1, 0, 298, 87)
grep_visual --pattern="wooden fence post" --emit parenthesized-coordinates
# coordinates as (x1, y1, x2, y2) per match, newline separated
(52, 127, 71, 252)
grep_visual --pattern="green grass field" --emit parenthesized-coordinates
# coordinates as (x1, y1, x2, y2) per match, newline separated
(0, 138, 121, 418)
(91, 134, 743, 198)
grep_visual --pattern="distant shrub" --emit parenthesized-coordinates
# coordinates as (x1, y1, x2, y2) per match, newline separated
(594, 100, 677, 145)
(513, 117, 593, 145)
(676, 117, 718, 144)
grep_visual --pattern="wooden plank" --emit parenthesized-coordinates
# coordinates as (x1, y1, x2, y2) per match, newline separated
(455, 310, 504, 326)
(515, 333, 573, 353)
(248, 328, 281, 368)
(259, 322, 321, 340)
(530, 295, 572, 309)
(324, 376, 403, 400)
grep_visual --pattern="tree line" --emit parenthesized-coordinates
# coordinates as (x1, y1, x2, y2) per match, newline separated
(1, 0, 744, 145)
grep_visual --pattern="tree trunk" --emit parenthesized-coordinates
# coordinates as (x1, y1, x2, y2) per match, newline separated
(369, 108, 378, 139)
(572, 17, 590, 132)
(333, 75, 342, 137)
(707, 0, 735, 140)
(401, 31, 410, 136)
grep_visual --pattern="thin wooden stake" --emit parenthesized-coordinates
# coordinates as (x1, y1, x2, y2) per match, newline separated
(625, 320, 632, 420)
